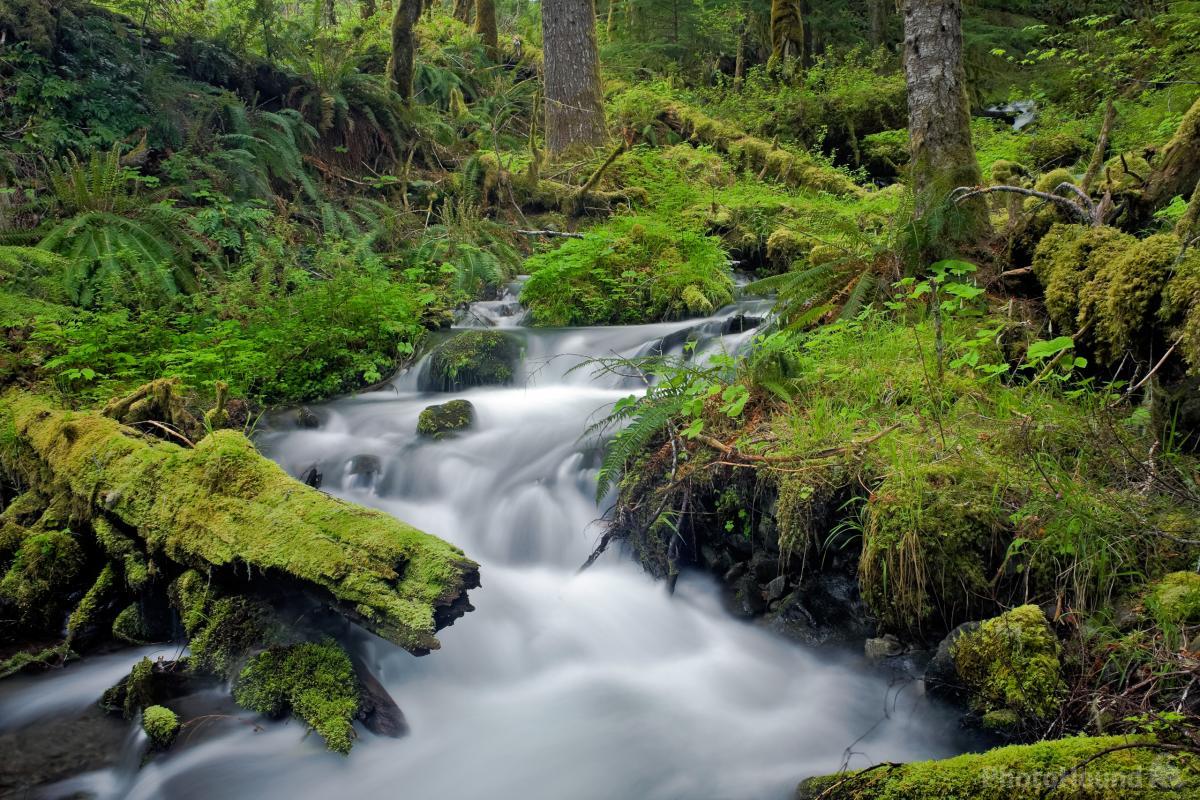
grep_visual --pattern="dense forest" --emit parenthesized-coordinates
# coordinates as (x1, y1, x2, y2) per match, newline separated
(1, 0, 1200, 797)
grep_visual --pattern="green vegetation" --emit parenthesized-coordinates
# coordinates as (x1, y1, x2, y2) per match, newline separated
(234, 641, 359, 755)
(428, 331, 518, 390)
(141, 705, 180, 750)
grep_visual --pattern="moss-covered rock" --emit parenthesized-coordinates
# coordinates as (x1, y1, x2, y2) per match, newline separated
(1025, 131, 1088, 169)
(426, 331, 519, 391)
(417, 400, 475, 439)
(0, 529, 86, 630)
(112, 602, 151, 644)
(233, 641, 359, 754)
(141, 705, 179, 750)
(521, 215, 735, 326)
(170, 570, 274, 678)
(1, 391, 480, 654)
(1032, 167, 1077, 194)
(860, 460, 1010, 635)
(796, 735, 1200, 799)
(1144, 572, 1200, 646)
(950, 605, 1065, 729)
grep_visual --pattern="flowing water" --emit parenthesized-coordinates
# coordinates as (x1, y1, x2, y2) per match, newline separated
(2, 282, 973, 799)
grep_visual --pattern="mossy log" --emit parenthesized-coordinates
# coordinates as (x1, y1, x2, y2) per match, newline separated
(1, 391, 479, 655)
(795, 735, 1200, 799)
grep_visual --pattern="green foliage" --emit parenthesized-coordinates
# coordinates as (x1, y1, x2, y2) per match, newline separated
(1144, 572, 1200, 647)
(0, 530, 86, 630)
(521, 215, 734, 326)
(141, 705, 180, 750)
(233, 641, 359, 754)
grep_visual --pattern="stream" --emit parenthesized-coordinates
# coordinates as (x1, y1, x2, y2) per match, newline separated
(1, 282, 973, 799)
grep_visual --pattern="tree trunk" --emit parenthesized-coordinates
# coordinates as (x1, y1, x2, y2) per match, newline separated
(903, 0, 984, 225)
(734, 19, 747, 90)
(321, 0, 337, 26)
(868, 0, 887, 47)
(388, 0, 423, 103)
(474, 0, 498, 60)
(769, 0, 804, 68)
(360, 0, 377, 19)
(1145, 97, 1200, 213)
(1081, 97, 1116, 195)
(542, 0, 607, 155)
(453, 0, 472, 23)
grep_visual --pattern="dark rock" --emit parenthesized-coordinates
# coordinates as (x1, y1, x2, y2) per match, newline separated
(346, 455, 382, 490)
(301, 464, 322, 489)
(765, 575, 788, 604)
(296, 407, 320, 429)
(423, 330, 520, 392)
(417, 400, 475, 440)
(865, 634, 904, 661)
(924, 620, 982, 703)
(722, 314, 763, 335)
(762, 591, 821, 644)
(733, 572, 767, 617)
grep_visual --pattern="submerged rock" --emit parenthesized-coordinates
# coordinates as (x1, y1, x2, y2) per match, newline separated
(425, 330, 519, 391)
(418, 399, 475, 439)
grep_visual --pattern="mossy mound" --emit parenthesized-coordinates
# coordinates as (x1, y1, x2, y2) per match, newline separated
(521, 215, 734, 326)
(233, 641, 359, 754)
(417, 400, 475, 439)
(1032, 167, 1076, 195)
(141, 705, 179, 750)
(111, 602, 151, 644)
(427, 331, 518, 391)
(951, 605, 1065, 730)
(0, 530, 86, 630)
(796, 735, 1200, 799)
(1025, 130, 1088, 169)
(1, 391, 480, 654)
(860, 460, 1010, 635)
(1144, 571, 1200, 646)
(170, 570, 274, 678)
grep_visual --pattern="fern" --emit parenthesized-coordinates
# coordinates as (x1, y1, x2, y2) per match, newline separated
(595, 395, 684, 503)
(47, 145, 132, 215)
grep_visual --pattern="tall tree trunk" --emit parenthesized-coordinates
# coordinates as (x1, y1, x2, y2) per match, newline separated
(605, 0, 616, 39)
(769, 0, 804, 69)
(733, 18, 747, 90)
(322, 0, 337, 26)
(1081, 97, 1116, 195)
(360, 0, 377, 19)
(388, 0, 423, 103)
(868, 0, 887, 47)
(453, 0, 472, 23)
(474, 0, 498, 60)
(903, 0, 984, 226)
(542, 0, 607, 155)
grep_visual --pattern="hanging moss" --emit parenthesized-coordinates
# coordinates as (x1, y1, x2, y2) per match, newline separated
(0, 529, 86, 630)
(233, 641, 359, 754)
(950, 605, 1065, 730)
(170, 570, 273, 679)
(112, 602, 151, 644)
(65, 563, 117, 646)
(92, 516, 150, 590)
(141, 705, 180, 750)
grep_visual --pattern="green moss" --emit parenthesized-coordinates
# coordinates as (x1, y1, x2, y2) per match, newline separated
(1144, 572, 1200, 645)
(233, 641, 359, 754)
(1025, 131, 1088, 169)
(951, 605, 1065, 727)
(92, 516, 150, 590)
(112, 602, 151, 644)
(0, 644, 72, 678)
(860, 460, 1010, 634)
(115, 657, 156, 719)
(1159, 250, 1200, 374)
(1032, 168, 1076, 194)
(990, 160, 1030, 185)
(66, 563, 117, 645)
(2, 392, 479, 654)
(796, 735, 1200, 799)
(1032, 224, 1132, 330)
(427, 332, 518, 391)
(142, 705, 180, 750)
(169, 570, 271, 678)
(521, 215, 734, 326)
(1079, 234, 1177, 361)
(0, 529, 86, 629)
(417, 400, 474, 439)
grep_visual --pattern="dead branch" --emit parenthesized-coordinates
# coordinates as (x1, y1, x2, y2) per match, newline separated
(516, 229, 585, 239)
(950, 183, 1102, 226)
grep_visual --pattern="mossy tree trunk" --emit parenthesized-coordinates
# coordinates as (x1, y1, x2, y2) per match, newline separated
(769, 0, 804, 69)
(474, 0, 498, 61)
(1145, 97, 1200, 217)
(868, 0, 888, 47)
(360, 0, 377, 19)
(387, 0, 424, 103)
(453, 0, 472, 23)
(542, 0, 607, 155)
(903, 0, 986, 227)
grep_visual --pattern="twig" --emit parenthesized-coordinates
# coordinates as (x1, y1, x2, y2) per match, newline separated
(129, 419, 195, 448)
(516, 229, 585, 239)
(811, 762, 902, 800)
(950, 184, 1101, 225)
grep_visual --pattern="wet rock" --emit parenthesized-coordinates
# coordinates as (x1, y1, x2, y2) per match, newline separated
(424, 330, 520, 392)
(865, 634, 904, 661)
(346, 455, 382, 489)
(762, 591, 821, 644)
(301, 464, 323, 489)
(733, 572, 767, 617)
(722, 314, 763, 334)
(765, 575, 788, 604)
(417, 400, 475, 440)
(296, 406, 320, 429)
(923, 620, 981, 703)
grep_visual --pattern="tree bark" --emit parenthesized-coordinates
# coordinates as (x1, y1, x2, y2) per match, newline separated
(769, 0, 804, 68)
(360, 0, 377, 19)
(453, 0, 472, 23)
(1145, 97, 1200, 213)
(1081, 97, 1116, 195)
(474, 0, 498, 60)
(868, 0, 888, 47)
(542, 0, 607, 155)
(903, 0, 985, 226)
(388, 0, 423, 103)
(734, 19, 747, 90)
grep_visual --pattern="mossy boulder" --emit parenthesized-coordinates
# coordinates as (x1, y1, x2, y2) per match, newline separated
(1144, 571, 1200, 646)
(0, 529, 86, 630)
(427, 331, 519, 391)
(112, 602, 151, 644)
(950, 605, 1065, 730)
(233, 641, 359, 754)
(795, 735, 1200, 799)
(141, 705, 179, 750)
(0, 391, 480, 655)
(1032, 167, 1076, 195)
(417, 400, 475, 439)
(1025, 130, 1088, 169)
(860, 461, 1010, 635)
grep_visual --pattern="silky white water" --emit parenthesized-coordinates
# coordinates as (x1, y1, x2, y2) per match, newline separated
(5, 286, 971, 799)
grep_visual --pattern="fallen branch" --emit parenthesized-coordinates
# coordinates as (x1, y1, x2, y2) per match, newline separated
(950, 183, 1103, 226)
(695, 423, 901, 465)
(516, 229, 585, 239)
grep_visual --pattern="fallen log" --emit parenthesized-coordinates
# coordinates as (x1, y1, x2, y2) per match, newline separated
(1, 390, 479, 655)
